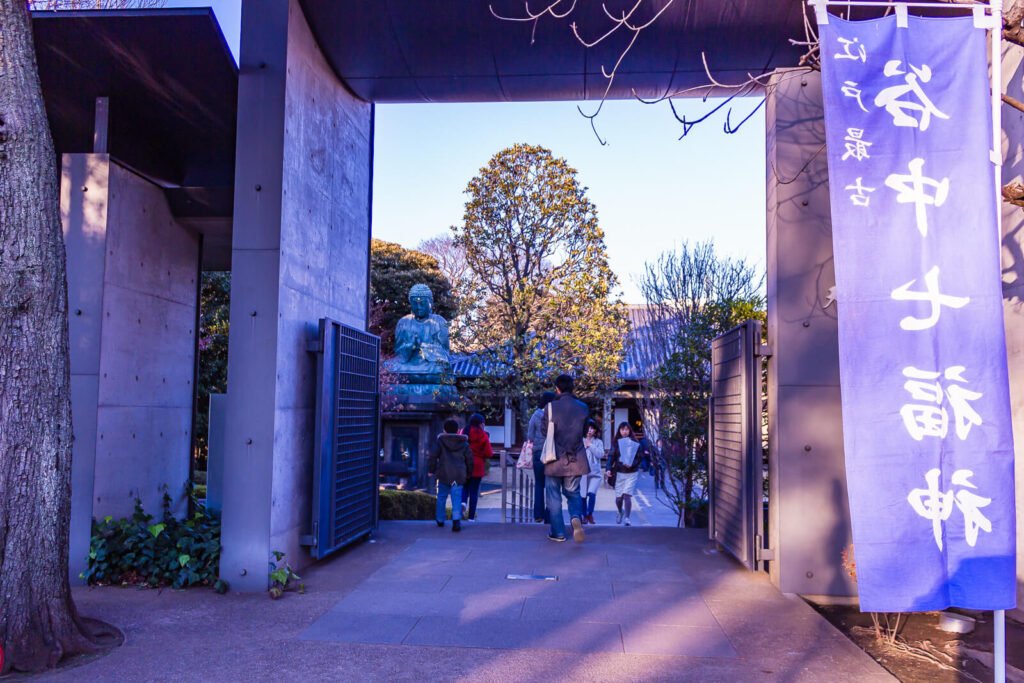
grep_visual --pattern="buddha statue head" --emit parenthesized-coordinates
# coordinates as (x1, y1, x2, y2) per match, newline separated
(408, 283, 434, 320)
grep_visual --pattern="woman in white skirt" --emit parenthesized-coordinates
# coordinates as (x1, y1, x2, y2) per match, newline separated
(607, 422, 641, 526)
(580, 421, 604, 524)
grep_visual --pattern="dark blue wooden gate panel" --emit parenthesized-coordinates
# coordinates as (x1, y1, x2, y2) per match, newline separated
(310, 319, 380, 559)
(709, 320, 763, 571)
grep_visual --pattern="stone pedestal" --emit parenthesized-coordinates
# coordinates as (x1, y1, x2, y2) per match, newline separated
(386, 382, 457, 410)
(381, 410, 451, 491)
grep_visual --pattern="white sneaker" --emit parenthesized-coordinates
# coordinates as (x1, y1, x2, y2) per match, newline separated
(616, 511, 623, 524)
(624, 517, 632, 526)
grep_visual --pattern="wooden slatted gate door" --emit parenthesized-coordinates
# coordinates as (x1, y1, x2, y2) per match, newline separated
(709, 320, 765, 570)
(309, 318, 381, 559)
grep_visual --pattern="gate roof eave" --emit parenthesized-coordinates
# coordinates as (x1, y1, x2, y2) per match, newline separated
(299, 0, 808, 104)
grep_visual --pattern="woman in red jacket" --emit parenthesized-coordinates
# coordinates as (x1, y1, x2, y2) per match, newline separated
(464, 413, 492, 521)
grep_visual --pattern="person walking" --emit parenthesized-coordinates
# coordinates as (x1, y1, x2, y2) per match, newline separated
(543, 374, 590, 543)
(608, 422, 641, 526)
(581, 420, 604, 524)
(426, 418, 473, 532)
(464, 413, 491, 521)
(526, 392, 556, 524)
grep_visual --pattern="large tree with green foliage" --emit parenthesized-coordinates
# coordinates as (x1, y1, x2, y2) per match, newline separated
(636, 240, 764, 526)
(369, 239, 457, 356)
(453, 143, 627, 426)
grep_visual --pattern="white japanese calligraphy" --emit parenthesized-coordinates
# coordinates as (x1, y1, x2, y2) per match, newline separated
(890, 266, 970, 331)
(900, 365, 983, 441)
(950, 470, 993, 547)
(845, 177, 876, 207)
(841, 81, 869, 113)
(907, 469, 954, 550)
(885, 158, 950, 237)
(908, 468, 992, 551)
(874, 60, 950, 131)
(841, 128, 872, 162)
(834, 36, 867, 63)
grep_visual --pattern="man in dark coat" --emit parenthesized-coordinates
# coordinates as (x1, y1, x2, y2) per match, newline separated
(543, 374, 590, 542)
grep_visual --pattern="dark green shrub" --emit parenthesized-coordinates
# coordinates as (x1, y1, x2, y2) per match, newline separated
(378, 489, 437, 520)
(83, 494, 222, 590)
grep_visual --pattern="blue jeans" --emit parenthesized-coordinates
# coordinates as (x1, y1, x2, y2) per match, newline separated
(545, 475, 583, 538)
(585, 492, 596, 517)
(436, 481, 463, 523)
(532, 451, 549, 522)
(465, 477, 482, 519)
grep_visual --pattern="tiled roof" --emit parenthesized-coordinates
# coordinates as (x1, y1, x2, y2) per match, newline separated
(451, 305, 675, 383)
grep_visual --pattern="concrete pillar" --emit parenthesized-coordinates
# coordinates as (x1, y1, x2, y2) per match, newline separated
(220, 0, 372, 591)
(765, 70, 855, 598)
(613, 407, 629, 433)
(1000, 44, 1024, 615)
(63, 154, 199, 581)
(64, 154, 108, 584)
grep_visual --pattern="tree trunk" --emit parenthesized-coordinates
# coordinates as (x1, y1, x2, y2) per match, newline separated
(0, 2, 116, 672)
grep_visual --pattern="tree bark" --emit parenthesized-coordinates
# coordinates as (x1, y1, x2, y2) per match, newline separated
(0, 2, 117, 673)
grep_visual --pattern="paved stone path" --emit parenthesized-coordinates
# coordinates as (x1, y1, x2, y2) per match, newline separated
(42, 523, 893, 682)
(474, 459, 683, 527)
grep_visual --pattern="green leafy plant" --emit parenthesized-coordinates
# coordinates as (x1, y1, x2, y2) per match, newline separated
(268, 550, 303, 599)
(82, 493, 222, 590)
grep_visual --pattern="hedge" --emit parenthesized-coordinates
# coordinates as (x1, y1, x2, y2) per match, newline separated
(378, 489, 438, 520)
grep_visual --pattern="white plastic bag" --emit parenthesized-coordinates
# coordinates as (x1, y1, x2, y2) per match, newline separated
(541, 403, 558, 464)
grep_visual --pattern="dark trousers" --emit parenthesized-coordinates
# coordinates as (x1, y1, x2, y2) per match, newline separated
(532, 451, 549, 522)
(465, 477, 482, 519)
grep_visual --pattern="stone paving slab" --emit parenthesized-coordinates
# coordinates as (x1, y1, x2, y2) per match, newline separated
(331, 588, 528, 620)
(362, 575, 453, 593)
(440, 574, 613, 599)
(403, 616, 624, 654)
(39, 522, 895, 682)
(519, 595, 722, 629)
(620, 623, 737, 658)
(301, 612, 419, 645)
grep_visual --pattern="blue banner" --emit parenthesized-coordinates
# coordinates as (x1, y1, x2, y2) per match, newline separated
(820, 14, 1016, 612)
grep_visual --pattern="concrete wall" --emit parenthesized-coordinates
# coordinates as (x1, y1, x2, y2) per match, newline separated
(63, 154, 199, 580)
(1000, 43, 1024, 614)
(765, 70, 856, 598)
(64, 154, 109, 583)
(95, 161, 199, 518)
(220, 0, 372, 590)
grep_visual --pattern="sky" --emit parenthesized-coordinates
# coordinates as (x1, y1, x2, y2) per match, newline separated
(163, 1, 766, 303)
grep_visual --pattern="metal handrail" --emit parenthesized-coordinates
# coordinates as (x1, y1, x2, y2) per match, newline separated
(500, 449, 536, 524)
